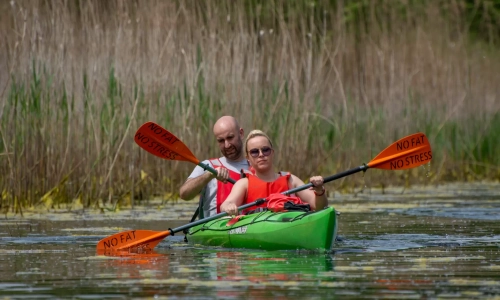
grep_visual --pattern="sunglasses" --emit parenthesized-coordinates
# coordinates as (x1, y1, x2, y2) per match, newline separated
(248, 147, 273, 158)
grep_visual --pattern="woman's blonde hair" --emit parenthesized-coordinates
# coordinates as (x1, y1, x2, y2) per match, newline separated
(244, 129, 274, 155)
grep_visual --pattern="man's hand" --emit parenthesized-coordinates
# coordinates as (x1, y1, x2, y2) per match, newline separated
(213, 166, 230, 183)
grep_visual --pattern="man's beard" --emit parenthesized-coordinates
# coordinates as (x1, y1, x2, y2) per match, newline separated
(222, 144, 242, 160)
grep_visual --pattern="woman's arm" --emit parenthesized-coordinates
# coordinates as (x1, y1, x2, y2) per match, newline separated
(292, 175, 328, 211)
(219, 178, 249, 216)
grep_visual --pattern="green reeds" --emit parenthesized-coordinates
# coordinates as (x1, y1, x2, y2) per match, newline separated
(0, 0, 499, 212)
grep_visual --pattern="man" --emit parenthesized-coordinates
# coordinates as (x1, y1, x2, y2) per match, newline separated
(179, 116, 250, 218)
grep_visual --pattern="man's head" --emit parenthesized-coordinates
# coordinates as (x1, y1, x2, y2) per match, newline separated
(213, 116, 244, 161)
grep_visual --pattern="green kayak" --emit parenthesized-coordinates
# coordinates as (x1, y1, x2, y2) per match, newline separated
(186, 206, 338, 251)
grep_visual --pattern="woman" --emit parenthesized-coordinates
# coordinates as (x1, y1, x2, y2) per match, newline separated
(220, 130, 328, 216)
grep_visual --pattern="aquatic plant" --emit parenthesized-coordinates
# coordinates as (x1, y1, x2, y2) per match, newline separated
(0, 0, 499, 211)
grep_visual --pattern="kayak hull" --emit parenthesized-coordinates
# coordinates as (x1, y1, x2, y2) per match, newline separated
(186, 206, 338, 251)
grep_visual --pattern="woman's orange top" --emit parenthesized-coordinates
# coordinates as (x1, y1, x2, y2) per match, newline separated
(244, 173, 290, 212)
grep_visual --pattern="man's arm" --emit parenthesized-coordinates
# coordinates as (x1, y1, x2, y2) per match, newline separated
(179, 171, 215, 200)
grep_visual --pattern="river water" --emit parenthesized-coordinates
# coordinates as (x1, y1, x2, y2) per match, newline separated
(1, 182, 499, 299)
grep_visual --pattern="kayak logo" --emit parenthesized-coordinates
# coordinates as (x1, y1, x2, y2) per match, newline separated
(229, 226, 248, 235)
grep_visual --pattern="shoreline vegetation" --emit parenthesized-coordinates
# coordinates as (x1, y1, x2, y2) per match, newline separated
(1, 0, 499, 214)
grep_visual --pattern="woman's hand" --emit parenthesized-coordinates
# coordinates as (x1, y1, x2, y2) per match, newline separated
(220, 201, 239, 217)
(219, 179, 249, 216)
(309, 176, 325, 195)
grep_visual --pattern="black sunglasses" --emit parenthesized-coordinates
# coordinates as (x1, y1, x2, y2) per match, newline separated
(248, 147, 273, 158)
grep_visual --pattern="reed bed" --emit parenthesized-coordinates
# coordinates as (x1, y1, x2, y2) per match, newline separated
(1, 0, 499, 213)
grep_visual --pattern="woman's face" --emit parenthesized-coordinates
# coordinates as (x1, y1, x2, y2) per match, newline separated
(246, 136, 274, 171)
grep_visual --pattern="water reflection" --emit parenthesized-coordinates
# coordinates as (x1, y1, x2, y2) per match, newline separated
(0, 182, 499, 298)
(188, 250, 335, 281)
(89, 247, 339, 299)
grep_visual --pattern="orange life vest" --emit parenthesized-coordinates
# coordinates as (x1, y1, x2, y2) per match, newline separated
(243, 173, 290, 213)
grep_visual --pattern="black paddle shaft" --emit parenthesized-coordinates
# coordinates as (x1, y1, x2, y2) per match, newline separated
(170, 198, 265, 235)
(199, 162, 237, 184)
(283, 164, 369, 195)
(180, 163, 370, 235)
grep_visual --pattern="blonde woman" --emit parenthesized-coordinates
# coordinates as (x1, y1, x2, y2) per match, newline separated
(220, 130, 328, 216)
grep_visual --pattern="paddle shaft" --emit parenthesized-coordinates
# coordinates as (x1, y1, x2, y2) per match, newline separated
(283, 138, 431, 195)
(197, 162, 237, 185)
(115, 198, 265, 250)
(172, 198, 264, 234)
(283, 164, 368, 195)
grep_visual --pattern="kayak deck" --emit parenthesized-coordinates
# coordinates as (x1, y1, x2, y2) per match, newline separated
(186, 206, 338, 251)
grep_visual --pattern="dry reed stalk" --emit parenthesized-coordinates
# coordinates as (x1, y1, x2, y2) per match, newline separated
(0, 0, 499, 210)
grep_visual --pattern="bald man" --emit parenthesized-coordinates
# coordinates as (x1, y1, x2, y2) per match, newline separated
(179, 116, 250, 218)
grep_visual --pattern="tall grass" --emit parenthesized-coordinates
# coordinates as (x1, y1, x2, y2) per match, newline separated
(1, 0, 499, 212)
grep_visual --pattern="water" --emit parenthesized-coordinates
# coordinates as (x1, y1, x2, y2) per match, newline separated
(1, 182, 499, 299)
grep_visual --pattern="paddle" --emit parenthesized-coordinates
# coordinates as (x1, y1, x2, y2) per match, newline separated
(134, 121, 236, 184)
(96, 198, 266, 253)
(282, 132, 432, 195)
(96, 131, 431, 253)
(134, 121, 238, 221)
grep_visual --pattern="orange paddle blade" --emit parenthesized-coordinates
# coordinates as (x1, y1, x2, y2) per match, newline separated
(368, 132, 432, 170)
(116, 230, 172, 251)
(96, 229, 171, 252)
(134, 122, 200, 164)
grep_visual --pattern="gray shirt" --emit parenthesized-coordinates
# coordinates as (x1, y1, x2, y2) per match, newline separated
(188, 157, 250, 218)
